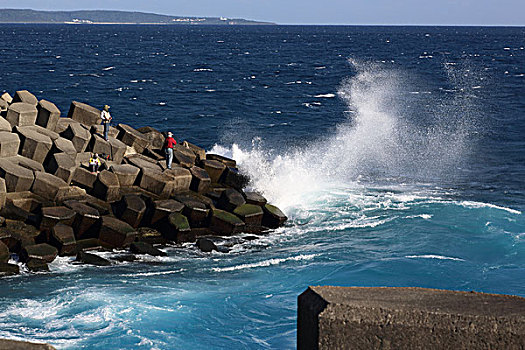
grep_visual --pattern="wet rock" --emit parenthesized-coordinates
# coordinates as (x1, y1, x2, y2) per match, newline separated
(189, 166, 211, 193)
(0, 132, 20, 157)
(197, 237, 217, 253)
(209, 209, 245, 235)
(262, 204, 288, 228)
(0, 114, 11, 131)
(0, 219, 40, 253)
(93, 170, 120, 202)
(0, 263, 19, 276)
(1, 92, 12, 104)
(117, 123, 149, 153)
(217, 188, 246, 212)
(20, 243, 58, 263)
(164, 167, 192, 193)
(234, 204, 264, 226)
(45, 152, 76, 184)
(111, 254, 137, 262)
(130, 241, 167, 257)
(76, 251, 111, 266)
(0, 240, 9, 262)
(109, 164, 140, 187)
(164, 212, 194, 243)
(16, 126, 53, 162)
(67, 101, 101, 127)
(138, 168, 175, 199)
(12, 90, 38, 105)
(50, 223, 76, 256)
(36, 99, 60, 130)
(206, 153, 236, 168)
(149, 199, 184, 225)
(116, 194, 146, 228)
(61, 122, 90, 152)
(6, 102, 38, 128)
(31, 172, 70, 201)
(98, 216, 136, 248)
(0, 160, 35, 192)
(26, 258, 49, 272)
(64, 200, 100, 238)
(40, 206, 76, 230)
(71, 167, 97, 191)
(244, 191, 267, 206)
(174, 194, 210, 228)
(137, 227, 166, 245)
(220, 166, 249, 190)
(137, 126, 165, 150)
(75, 238, 104, 252)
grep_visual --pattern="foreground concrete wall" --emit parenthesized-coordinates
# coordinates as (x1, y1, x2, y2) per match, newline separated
(298, 286, 525, 350)
(0, 339, 55, 349)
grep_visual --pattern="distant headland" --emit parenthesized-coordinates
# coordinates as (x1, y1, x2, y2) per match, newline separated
(0, 9, 275, 25)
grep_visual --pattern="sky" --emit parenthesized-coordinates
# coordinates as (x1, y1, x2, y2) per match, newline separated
(2, 0, 525, 26)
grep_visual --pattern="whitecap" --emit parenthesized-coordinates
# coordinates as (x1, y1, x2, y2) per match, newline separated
(102, 66, 115, 71)
(315, 66, 326, 70)
(314, 93, 335, 98)
(193, 68, 213, 72)
(472, 86, 482, 89)
(158, 102, 167, 106)
(405, 255, 464, 261)
(120, 269, 185, 277)
(405, 214, 432, 220)
(211, 254, 317, 272)
(457, 201, 521, 214)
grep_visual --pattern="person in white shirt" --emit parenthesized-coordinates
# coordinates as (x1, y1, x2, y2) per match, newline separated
(100, 105, 112, 141)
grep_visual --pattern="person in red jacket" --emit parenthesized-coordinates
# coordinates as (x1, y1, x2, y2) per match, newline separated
(164, 131, 177, 170)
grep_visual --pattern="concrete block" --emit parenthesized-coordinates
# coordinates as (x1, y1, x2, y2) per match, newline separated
(189, 166, 211, 193)
(31, 172, 70, 202)
(15, 126, 53, 163)
(137, 126, 165, 150)
(67, 101, 101, 126)
(6, 102, 37, 128)
(54, 117, 79, 134)
(93, 170, 120, 202)
(45, 153, 76, 184)
(60, 122, 90, 152)
(117, 123, 149, 153)
(109, 164, 140, 187)
(0, 116, 11, 131)
(0, 159, 35, 192)
(0, 132, 20, 158)
(51, 137, 77, 156)
(12, 90, 38, 105)
(201, 159, 226, 183)
(138, 168, 174, 199)
(98, 216, 136, 248)
(0, 92, 13, 104)
(297, 286, 525, 350)
(164, 166, 192, 193)
(36, 99, 60, 130)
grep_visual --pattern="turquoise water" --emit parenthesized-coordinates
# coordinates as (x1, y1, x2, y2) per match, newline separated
(0, 25, 523, 349)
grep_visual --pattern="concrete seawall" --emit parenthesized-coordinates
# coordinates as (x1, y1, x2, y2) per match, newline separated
(298, 286, 525, 349)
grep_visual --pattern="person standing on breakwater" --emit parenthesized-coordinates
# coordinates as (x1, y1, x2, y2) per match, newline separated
(164, 132, 176, 170)
(100, 105, 112, 141)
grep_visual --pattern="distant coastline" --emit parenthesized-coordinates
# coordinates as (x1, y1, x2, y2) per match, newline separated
(0, 9, 275, 25)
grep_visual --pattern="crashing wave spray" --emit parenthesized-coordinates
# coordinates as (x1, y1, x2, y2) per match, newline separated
(211, 59, 478, 210)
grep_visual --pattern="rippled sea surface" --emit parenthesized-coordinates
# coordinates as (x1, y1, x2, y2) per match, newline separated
(0, 25, 524, 349)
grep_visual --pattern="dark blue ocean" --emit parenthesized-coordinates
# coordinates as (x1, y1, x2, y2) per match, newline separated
(0, 24, 524, 349)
